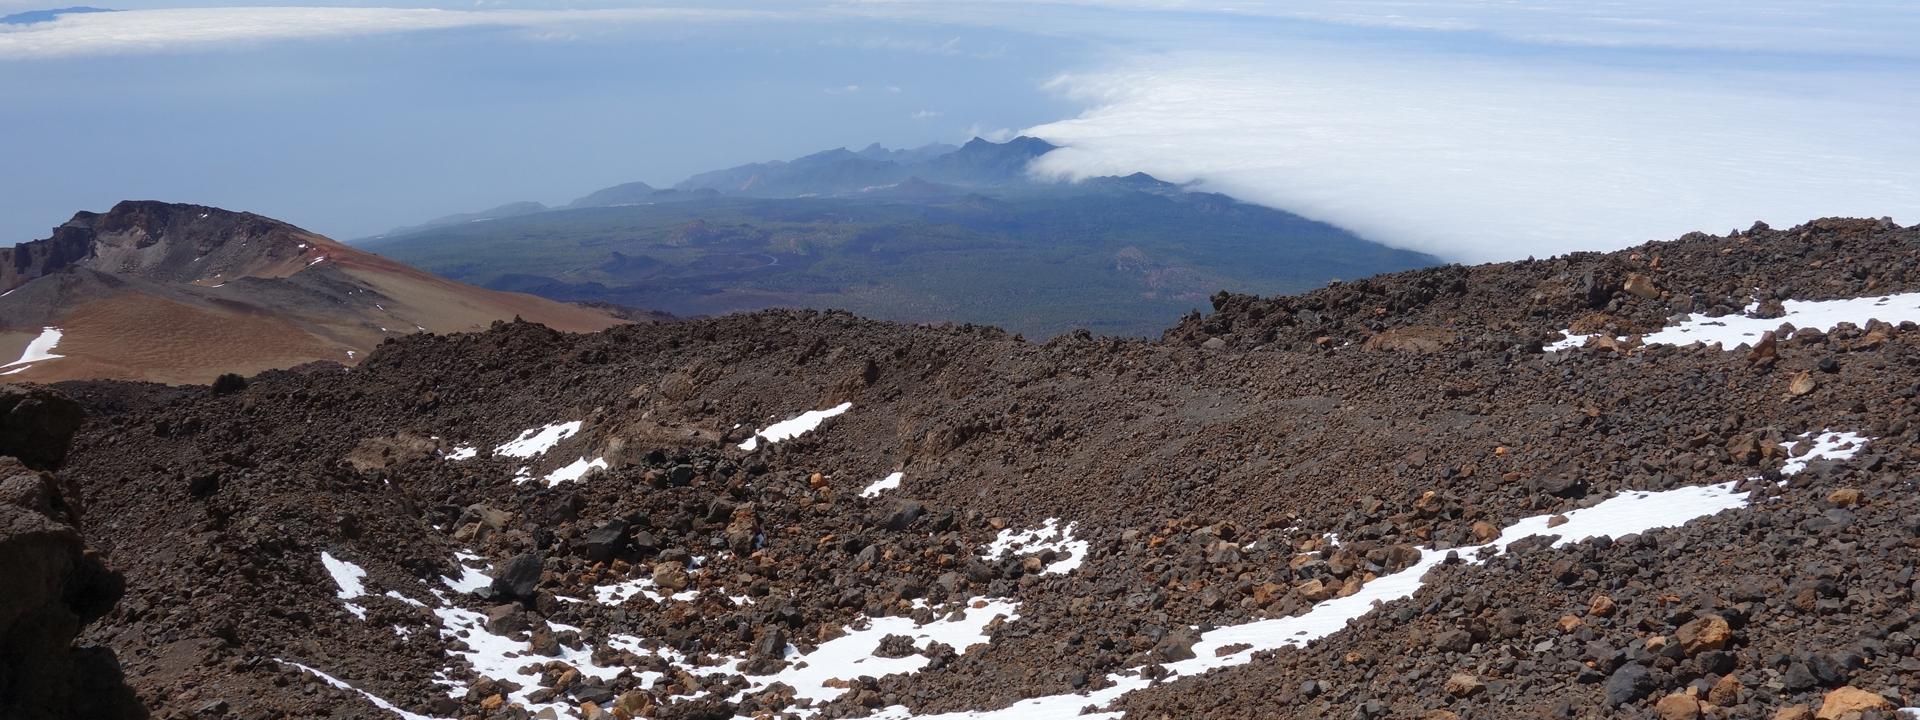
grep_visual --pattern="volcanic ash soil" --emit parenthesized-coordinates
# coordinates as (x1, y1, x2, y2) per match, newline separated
(30, 215, 1920, 720)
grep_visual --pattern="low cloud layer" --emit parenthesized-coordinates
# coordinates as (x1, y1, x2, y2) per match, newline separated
(864, 0, 1920, 59)
(1022, 51, 1920, 263)
(4, 0, 1917, 263)
(0, 6, 758, 59)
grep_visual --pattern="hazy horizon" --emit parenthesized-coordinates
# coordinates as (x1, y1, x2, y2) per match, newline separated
(4, 0, 1917, 263)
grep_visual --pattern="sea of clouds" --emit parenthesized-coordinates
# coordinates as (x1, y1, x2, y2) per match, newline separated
(4, 0, 1918, 262)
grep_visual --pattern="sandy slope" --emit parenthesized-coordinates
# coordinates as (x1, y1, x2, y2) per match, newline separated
(0, 201, 629, 384)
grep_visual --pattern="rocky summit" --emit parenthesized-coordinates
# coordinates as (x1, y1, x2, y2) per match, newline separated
(0, 201, 629, 385)
(12, 215, 1920, 720)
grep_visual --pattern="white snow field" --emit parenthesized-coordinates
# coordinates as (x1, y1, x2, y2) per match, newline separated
(1, 326, 65, 373)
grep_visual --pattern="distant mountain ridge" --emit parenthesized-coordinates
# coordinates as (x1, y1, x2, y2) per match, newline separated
(0, 6, 114, 24)
(363, 137, 1061, 241)
(353, 137, 1439, 337)
(360, 179, 1439, 338)
(370, 200, 553, 238)
(671, 137, 1047, 197)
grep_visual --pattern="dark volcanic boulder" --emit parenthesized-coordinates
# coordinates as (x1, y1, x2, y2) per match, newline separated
(0, 384, 84, 470)
(0, 386, 144, 719)
(583, 518, 631, 563)
(491, 553, 546, 602)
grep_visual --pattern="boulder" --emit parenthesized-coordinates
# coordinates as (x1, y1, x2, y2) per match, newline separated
(491, 554, 545, 602)
(1675, 615, 1731, 656)
(583, 518, 630, 563)
(1655, 693, 1701, 720)
(1604, 664, 1655, 706)
(0, 384, 85, 469)
(1588, 594, 1617, 617)
(1815, 687, 1894, 720)
(0, 457, 144, 719)
(1709, 673, 1744, 706)
(653, 561, 690, 592)
(1361, 325, 1456, 354)
(1443, 674, 1485, 698)
(1624, 274, 1660, 299)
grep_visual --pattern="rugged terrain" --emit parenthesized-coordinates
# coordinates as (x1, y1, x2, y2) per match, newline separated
(0, 201, 629, 384)
(24, 215, 1920, 720)
(361, 183, 1433, 338)
(0, 383, 145, 719)
(360, 137, 1437, 338)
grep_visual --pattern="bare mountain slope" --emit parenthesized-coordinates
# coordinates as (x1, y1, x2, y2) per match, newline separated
(0, 201, 629, 384)
(32, 215, 1920, 720)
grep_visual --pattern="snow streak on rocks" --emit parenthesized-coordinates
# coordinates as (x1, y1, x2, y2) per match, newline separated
(879, 479, 1763, 720)
(863, 472, 904, 498)
(278, 661, 436, 720)
(1782, 429, 1870, 476)
(493, 421, 581, 458)
(439, 553, 491, 594)
(540, 456, 608, 485)
(740, 402, 852, 451)
(770, 598, 1021, 714)
(1553, 290, 1920, 351)
(986, 519, 1088, 576)
(321, 552, 370, 620)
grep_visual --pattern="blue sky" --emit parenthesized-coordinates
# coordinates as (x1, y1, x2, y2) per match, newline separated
(3, 1, 1918, 261)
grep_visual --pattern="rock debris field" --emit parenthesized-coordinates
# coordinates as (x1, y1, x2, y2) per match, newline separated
(15, 216, 1920, 720)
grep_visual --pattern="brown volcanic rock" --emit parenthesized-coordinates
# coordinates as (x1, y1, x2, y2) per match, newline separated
(28, 217, 1920, 719)
(0, 385, 143, 720)
(1361, 325, 1454, 353)
(0, 384, 85, 470)
(0, 201, 629, 384)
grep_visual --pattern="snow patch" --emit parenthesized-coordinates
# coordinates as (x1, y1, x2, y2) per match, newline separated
(739, 402, 851, 451)
(985, 519, 1088, 575)
(765, 598, 1021, 709)
(445, 445, 476, 461)
(873, 481, 1759, 719)
(433, 608, 663, 715)
(862, 472, 903, 498)
(385, 590, 427, 608)
(320, 552, 369, 620)
(440, 554, 491, 594)
(3, 327, 65, 368)
(1782, 429, 1869, 476)
(278, 660, 439, 720)
(494, 421, 581, 458)
(1552, 291, 1920, 350)
(541, 456, 607, 485)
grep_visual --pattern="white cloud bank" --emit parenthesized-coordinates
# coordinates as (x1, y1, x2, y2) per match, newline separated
(1023, 51, 1920, 262)
(0, 6, 763, 59)
(860, 0, 1920, 60)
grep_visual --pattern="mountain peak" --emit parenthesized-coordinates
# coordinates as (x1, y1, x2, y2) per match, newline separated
(0, 6, 114, 24)
(3, 200, 326, 292)
(0, 201, 628, 384)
